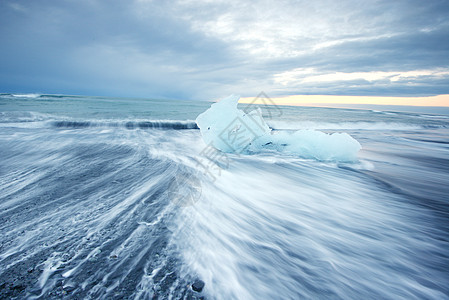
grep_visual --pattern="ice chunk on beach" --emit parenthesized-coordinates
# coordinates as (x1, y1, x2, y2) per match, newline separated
(254, 130, 362, 161)
(196, 94, 270, 153)
(195, 95, 361, 161)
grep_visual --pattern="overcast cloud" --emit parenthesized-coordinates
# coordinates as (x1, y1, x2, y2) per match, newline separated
(1, 0, 448, 100)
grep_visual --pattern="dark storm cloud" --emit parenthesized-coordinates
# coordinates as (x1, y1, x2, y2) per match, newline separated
(0, 0, 448, 99)
(0, 0, 236, 98)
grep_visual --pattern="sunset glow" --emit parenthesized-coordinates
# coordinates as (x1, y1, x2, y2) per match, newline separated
(240, 94, 449, 107)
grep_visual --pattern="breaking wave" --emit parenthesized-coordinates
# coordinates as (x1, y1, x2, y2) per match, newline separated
(0, 112, 198, 130)
(51, 120, 199, 130)
(0, 93, 69, 99)
(10, 93, 42, 98)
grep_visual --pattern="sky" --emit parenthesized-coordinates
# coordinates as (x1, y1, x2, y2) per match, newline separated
(1, 0, 449, 105)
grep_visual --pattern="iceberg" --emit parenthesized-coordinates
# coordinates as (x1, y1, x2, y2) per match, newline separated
(196, 95, 361, 161)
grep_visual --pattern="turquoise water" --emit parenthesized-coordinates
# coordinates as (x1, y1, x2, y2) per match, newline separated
(0, 93, 448, 299)
(0, 93, 211, 120)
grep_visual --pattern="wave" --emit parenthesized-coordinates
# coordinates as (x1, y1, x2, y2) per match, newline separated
(0, 111, 199, 130)
(10, 93, 42, 98)
(267, 121, 429, 130)
(0, 111, 54, 123)
(0, 93, 78, 99)
(418, 114, 449, 119)
(51, 120, 199, 130)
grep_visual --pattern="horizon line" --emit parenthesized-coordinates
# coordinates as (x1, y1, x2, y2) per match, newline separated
(240, 94, 449, 107)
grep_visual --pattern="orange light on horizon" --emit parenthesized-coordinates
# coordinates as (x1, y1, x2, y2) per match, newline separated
(239, 94, 449, 107)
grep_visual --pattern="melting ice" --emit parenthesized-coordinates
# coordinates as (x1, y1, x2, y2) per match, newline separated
(196, 95, 362, 161)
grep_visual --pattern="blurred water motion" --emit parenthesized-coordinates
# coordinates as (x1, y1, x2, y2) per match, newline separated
(0, 94, 448, 299)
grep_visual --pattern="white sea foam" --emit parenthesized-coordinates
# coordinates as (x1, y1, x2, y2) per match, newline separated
(196, 95, 361, 161)
(11, 93, 41, 98)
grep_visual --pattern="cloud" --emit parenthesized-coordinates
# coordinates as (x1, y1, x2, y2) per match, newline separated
(0, 0, 448, 99)
(275, 69, 449, 85)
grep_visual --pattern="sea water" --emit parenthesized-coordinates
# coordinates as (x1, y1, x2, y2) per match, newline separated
(0, 93, 448, 299)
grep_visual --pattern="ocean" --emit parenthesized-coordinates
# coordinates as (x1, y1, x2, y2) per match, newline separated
(0, 93, 448, 299)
